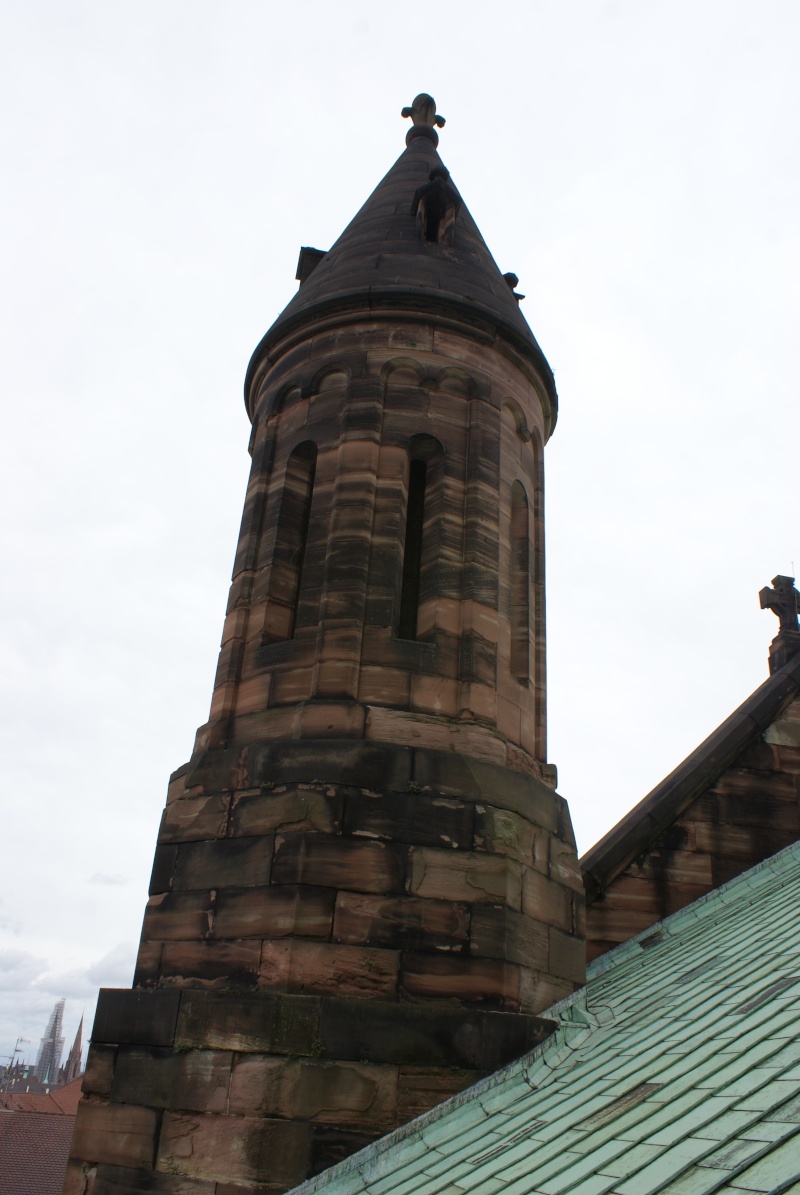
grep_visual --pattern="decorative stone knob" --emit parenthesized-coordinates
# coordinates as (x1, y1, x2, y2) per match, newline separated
(401, 93, 446, 128)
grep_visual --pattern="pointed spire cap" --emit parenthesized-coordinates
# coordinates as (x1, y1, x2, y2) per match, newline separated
(246, 97, 556, 423)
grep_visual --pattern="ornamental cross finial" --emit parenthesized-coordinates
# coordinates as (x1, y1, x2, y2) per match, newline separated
(759, 575, 800, 635)
(401, 94, 446, 129)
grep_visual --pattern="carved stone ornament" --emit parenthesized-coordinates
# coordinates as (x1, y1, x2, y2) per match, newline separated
(759, 575, 800, 636)
(401, 93, 446, 128)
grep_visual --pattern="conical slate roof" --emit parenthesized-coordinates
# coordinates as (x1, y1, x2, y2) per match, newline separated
(245, 125, 556, 412)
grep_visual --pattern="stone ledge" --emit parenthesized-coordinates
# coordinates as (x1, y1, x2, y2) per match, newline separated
(90, 987, 555, 1072)
(178, 741, 568, 838)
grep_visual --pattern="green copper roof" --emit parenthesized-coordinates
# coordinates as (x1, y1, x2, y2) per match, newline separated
(293, 839, 800, 1195)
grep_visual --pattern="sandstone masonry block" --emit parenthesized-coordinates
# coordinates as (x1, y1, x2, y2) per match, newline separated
(397, 1066, 483, 1123)
(332, 891, 469, 953)
(522, 869, 572, 932)
(548, 926, 585, 984)
(112, 1047, 232, 1113)
(92, 1165, 217, 1194)
(229, 1056, 398, 1128)
(175, 992, 320, 1056)
(172, 837, 273, 891)
(159, 795, 230, 843)
(344, 790, 473, 850)
(141, 892, 214, 942)
(213, 885, 335, 940)
(474, 804, 548, 869)
(408, 846, 522, 908)
(157, 941, 261, 988)
(260, 940, 399, 999)
(82, 1043, 116, 1097)
(156, 1111, 309, 1187)
(470, 904, 549, 967)
(272, 834, 405, 894)
(230, 787, 342, 836)
(69, 1101, 159, 1169)
(400, 952, 520, 1009)
(92, 989, 181, 1048)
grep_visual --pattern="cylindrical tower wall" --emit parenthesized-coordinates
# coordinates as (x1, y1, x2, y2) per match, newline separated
(202, 318, 553, 783)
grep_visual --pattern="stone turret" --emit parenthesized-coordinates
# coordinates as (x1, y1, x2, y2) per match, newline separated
(65, 96, 584, 1195)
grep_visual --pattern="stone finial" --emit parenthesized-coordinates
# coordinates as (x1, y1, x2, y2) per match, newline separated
(759, 575, 800, 674)
(401, 93, 446, 128)
(759, 575, 800, 635)
(402, 94, 445, 146)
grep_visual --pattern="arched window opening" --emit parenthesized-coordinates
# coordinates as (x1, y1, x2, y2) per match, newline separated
(510, 481, 530, 682)
(398, 458, 427, 639)
(397, 435, 444, 642)
(263, 441, 317, 643)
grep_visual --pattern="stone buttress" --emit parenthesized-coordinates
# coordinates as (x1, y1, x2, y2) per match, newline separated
(65, 97, 584, 1195)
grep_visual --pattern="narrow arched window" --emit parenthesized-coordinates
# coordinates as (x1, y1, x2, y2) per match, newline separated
(397, 435, 444, 641)
(398, 458, 427, 639)
(263, 441, 316, 643)
(510, 481, 530, 681)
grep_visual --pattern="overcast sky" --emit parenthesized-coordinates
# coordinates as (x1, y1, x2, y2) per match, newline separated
(1, 0, 798, 1065)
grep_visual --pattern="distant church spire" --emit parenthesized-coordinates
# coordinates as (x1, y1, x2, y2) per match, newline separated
(62, 1014, 83, 1084)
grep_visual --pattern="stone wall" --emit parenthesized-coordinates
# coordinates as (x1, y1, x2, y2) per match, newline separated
(203, 322, 552, 782)
(65, 742, 582, 1193)
(585, 693, 800, 961)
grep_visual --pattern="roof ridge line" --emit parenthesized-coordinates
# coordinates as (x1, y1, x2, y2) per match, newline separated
(581, 650, 800, 900)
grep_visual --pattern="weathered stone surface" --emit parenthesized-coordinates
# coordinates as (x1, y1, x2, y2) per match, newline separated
(549, 836, 584, 892)
(229, 1056, 397, 1127)
(82, 1043, 116, 1096)
(474, 804, 548, 869)
(172, 837, 273, 891)
(157, 941, 262, 988)
(230, 788, 342, 837)
(308, 1126, 379, 1181)
(400, 952, 521, 1009)
(408, 846, 522, 908)
(332, 891, 469, 952)
(260, 939, 399, 998)
(112, 1047, 232, 1113)
(156, 1112, 309, 1186)
(213, 885, 335, 940)
(92, 989, 181, 1048)
(69, 1101, 159, 1169)
(149, 844, 178, 896)
(175, 992, 320, 1055)
(520, 970, 574, 1011)
(548, 926, 585, 983)
(522, 868, 574, 932)
(141, 892, 214, 942)
(132, 942, 162, 988)
(92, 1167, 216, 1194)
(343, 790, 473, 849)
(61, 1160, 92, 1195)
(272, 833, 405, 894)
(159, 795, 230, 843)
(470, 903, 549, 966)
(397, 1066, 483, 1122)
